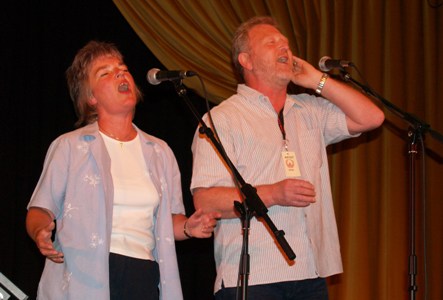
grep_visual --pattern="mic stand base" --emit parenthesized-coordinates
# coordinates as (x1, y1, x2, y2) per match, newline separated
(234, 201, 251, 300)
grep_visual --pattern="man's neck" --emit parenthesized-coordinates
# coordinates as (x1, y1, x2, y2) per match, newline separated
(247, 82, 287, 112)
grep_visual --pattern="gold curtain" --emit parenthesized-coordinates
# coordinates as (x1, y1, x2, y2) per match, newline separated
(113, 0, 443, 299)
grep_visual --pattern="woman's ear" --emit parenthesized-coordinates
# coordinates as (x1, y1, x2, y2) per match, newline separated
(87, 90, 97, 106)
(238, 52, 252, 71)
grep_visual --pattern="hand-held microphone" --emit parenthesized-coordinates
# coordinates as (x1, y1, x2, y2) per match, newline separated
(147, 68, 197, 85)
(318, 56, 353, 72)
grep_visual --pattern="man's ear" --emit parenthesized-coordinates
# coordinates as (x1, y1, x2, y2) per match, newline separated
(238, 52, 252, 71)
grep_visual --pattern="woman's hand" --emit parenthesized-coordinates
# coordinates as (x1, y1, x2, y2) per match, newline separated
(184, 209, 221, 239)
(26, 207, 64, 263)
(34, 221, 65, 263)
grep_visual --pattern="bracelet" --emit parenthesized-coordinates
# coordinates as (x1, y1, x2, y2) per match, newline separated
(183, 220, 193, 238)
(315, 73, 329, 95)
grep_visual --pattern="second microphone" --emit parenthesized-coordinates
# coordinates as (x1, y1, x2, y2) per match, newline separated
(147, 68, 197, 85)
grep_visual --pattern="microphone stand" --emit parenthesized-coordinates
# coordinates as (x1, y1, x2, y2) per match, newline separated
(234, 200, 251, 300)
(171, 79, 296, 300)
(339, 70, 443, 300)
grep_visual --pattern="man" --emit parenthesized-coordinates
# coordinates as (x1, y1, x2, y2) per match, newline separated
(191, 17, 384, 299)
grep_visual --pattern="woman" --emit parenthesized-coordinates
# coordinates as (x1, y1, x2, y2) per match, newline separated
(26, 40, 220, 299)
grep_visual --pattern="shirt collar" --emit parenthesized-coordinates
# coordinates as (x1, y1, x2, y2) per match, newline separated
(237, 84, 303, 113)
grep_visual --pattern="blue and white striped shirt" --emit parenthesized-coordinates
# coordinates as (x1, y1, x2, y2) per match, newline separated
(191, 84, 356, 293)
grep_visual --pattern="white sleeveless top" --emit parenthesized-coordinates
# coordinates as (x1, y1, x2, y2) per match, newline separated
(100, 132, 160, 260)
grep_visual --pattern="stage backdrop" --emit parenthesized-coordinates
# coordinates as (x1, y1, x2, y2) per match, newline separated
(113, 1, 443, 299)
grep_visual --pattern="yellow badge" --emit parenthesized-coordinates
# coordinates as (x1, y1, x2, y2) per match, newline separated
(281, 151, 301, 177)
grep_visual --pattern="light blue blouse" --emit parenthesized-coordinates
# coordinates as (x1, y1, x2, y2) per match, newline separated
(28, 122, 185, 300)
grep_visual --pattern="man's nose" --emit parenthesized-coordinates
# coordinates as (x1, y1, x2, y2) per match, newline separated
(278, 43, 290, 54)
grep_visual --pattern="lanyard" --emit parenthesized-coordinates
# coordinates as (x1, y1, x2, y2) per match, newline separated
(278, 109, 288, 150)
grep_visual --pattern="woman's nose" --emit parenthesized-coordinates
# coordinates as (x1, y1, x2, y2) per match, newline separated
(116, 68, 126, 78)
(116, 70, 124, 78)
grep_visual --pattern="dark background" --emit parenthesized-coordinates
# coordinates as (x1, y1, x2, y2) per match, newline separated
(1, 1, 216, 299)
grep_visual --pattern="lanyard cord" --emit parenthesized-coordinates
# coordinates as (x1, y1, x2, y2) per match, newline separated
(278, 108, 286, 141)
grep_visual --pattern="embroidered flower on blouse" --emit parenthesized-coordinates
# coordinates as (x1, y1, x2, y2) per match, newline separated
(90, 233, 104, 248)
(63, 203, 78, 218)
(76, 141, 89, 154)
(159, 176, 167, 191)
(154, 145, 161, 154)
(83, 174, 100, 187)
(61, 271, 72, 291)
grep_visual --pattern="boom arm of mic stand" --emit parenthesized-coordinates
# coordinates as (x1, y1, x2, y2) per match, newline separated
(340, 71, 443, 143)
(172, 80, 296, 261)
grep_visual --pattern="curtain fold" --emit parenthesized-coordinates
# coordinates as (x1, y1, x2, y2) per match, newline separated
(112, 1, 443, 299)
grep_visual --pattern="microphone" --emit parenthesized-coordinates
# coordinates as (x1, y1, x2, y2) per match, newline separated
(147, 68, 197, 85)
(318, 56, 353, 72)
